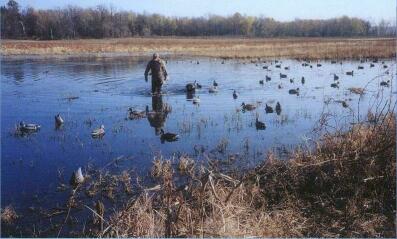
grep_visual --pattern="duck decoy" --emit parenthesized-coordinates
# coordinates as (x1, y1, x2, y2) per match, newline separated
(70, 167, 84, 187)
(280, 73, 287, 78)
(341, 101, 348, 108)
(370, 63, 375, 68)
(91, 125, 105, 138)
(263, 66, 268, 69)
(193, 96, 200, 104)
(275, 102, 282, 114)
(301, 77, 305, 84)
(160, 129, 179, 143)
(197, 61, 200, 64)
(195, 81, 202, 89)
(346, 71, 354, 76)
(18, 121, 41, 132)
(284, 66, 290, 70)
(259, 79, 264, 85)
(255, 116, 266, 130)
(241, 102, 256, 111)
(290, 78, 294, 83)
(358, 66, 364, 70)
(233, 90, 238, 99)
(266, 75, 271, 82)
(55, 114, 64, 126)
(331, 60, 337, 64)
(383, 65, 388, 69)
(330, 82, 340, 88)
(333, 74, 339, 81)
(265, 104, 274, 113)
(128, 108, 146, 120)
(278, 84, 283, 89)
(275, 64, 281, 68)
(213, 80, 218, 87)
(209, 86, 218, 93)
(317, 63, 322, 67)
(186, 82, 196, 92)
(380, 80, 390, 87)
(288, 88, 300, 95)
(310, 65, 313, 68)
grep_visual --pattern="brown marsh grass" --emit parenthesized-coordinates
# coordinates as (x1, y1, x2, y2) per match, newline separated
(1, 37, 395, 59)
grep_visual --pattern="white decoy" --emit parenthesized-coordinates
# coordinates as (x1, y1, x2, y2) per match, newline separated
(91, 125, 105, 137)
(233, 90, 238, 99)
(55, 114, 64, 125)
(19, 121, 41, 132)
(193, 96, 200, 104)
(209, 86, 218, 93)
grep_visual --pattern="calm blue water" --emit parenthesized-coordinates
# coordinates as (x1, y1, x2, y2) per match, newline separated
(0, 56, 394, 235)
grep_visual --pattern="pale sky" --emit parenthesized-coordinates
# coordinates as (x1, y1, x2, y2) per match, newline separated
(2, 0, 395, 23)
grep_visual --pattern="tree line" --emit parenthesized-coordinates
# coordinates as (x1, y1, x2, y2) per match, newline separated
(1, 0, 395, 40)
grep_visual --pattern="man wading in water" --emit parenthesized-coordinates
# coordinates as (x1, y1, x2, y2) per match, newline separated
(144, 53, 168, 95)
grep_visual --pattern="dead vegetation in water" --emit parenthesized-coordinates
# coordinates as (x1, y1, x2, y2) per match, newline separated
(1, 37, 395, 59)
(1, 206, 18, 225)
(98, 109, 395, 237)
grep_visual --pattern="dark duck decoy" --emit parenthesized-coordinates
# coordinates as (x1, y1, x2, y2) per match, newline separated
(289, 88, 300, 95)
(259, 79, 264, 85)
(233, 90, 238, 99)
(275, 102, 282, 114)
(241, 102, 256, 111)
(301, 77, 305, 84)
(265, 104, 274, 113)
(380, 80, 390, 87)
(255, 116, 266, 130)
(160, 129, 179, 143)
(280, 73, 287, 79)
(346, 71, 354, 76)
(213, 80, 218, 87)
(266, 75, 271, 82)
(290, 78, 294, 83)
(333, 74, 339, 81)
(128, 108, 146, 120)
(331, 81, 340, 88)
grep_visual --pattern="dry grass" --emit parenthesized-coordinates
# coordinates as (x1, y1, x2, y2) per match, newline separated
(100, 111, 395, 237)
(1, 206, 18, 225)
(1, 37, 395, 59)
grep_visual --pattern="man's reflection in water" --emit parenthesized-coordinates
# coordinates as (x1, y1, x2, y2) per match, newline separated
(147, 94, 171, 135)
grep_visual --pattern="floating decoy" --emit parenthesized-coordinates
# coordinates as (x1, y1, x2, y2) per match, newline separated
(18, 121, 41, 132)
(290, 78, 294, 83)
(346, 71, 354, 76)
(265, 104, 274, 113)
(221, 61, 225, 64)
(301, 77, 305, 84)
(358, 66, 364, 70)
(275, 64, 281, 68)
(380, 80, 390, 87)
(342, 101, 348, 108)
(128, 108, 146, 120)
(213, 80, 218, 87)
(331, 60, 337, 64)
(383, 65, 388, 69)
(193, 96, 200, 104)
(275, 102, 282, 114)
(289, 88, 300, 95)
(278, 84, 283, 89)
(280, 73, 287, 78)
(195, 81, 202, 89)
(259, 79, 264, 85)
(197, 61, 200, 64)
(263, 66, 268, 69)
(255, 116, 266, 130)
(266, 75, 271, 82)
(284, 66, 290, 70)
(331, 82, 340, 88)
(70, 167, 84, 187)
(317, 63, 322, 67)
(209, 86, 218, 93)
(91, 125, 105, 138)
(233, 90, 238, 99)
(241, 102, 256, 111)
(160, 129, 179, 142)
(310, 65, 313, 68)
(370, 63, 375, 67)
(186, 82, 196, 92)
(55, 114, 64, 125)
(333, 74, 339, 81)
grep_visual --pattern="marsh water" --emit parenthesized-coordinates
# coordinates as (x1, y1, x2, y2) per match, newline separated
(1, 56, 394, 235)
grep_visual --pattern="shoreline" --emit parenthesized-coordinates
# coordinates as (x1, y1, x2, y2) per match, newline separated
(1, 37, 395, 60)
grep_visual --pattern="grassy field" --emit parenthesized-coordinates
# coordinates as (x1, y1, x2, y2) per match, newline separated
(1, 37, 395, 59)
